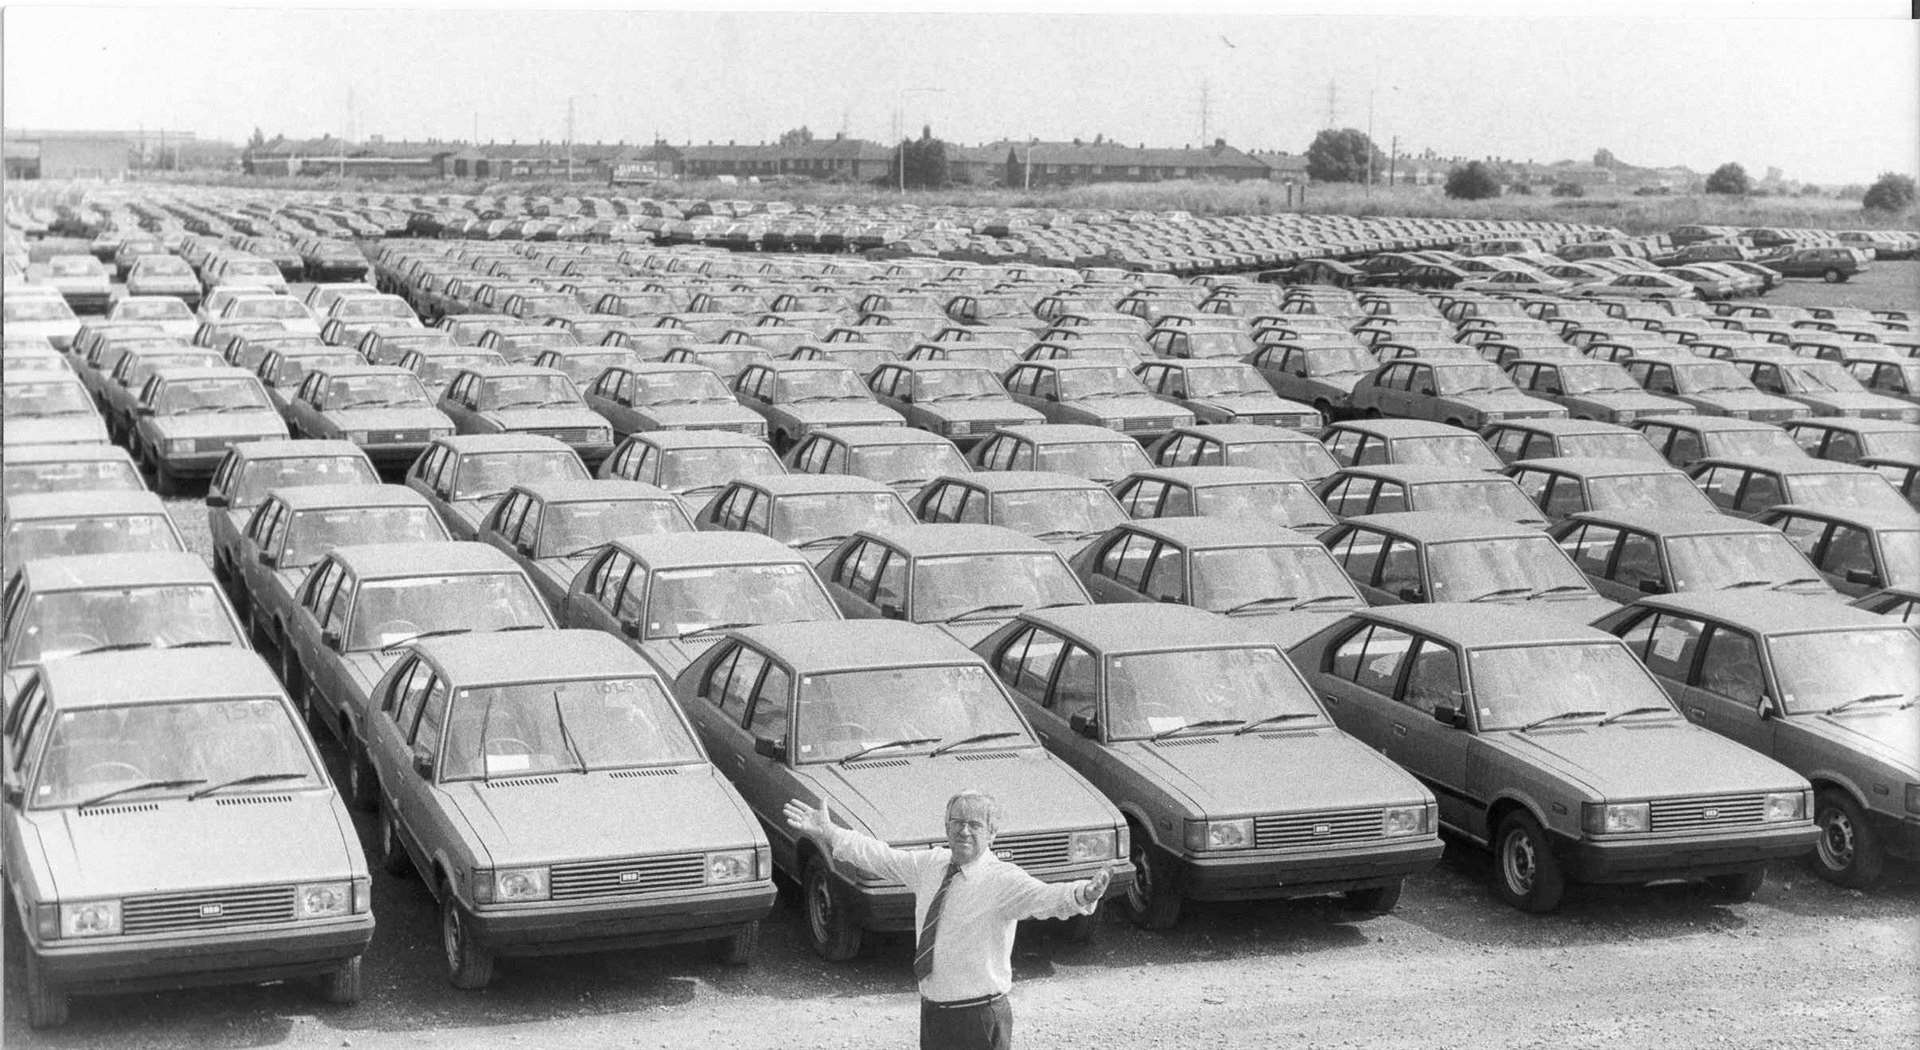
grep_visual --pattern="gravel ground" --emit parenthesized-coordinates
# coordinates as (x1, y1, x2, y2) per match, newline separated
(5, 255, 1916, 1050)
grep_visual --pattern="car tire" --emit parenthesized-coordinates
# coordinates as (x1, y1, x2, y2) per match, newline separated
(1706, 866, 1765, 903)
(1340, 878, 1404, 917)
(441, 894, 495, 989)
(801, 854, 863, 962)
(378, 803, 415, 877)
(150, 454, 178, 498)
(280, 646, 315, 728)
(249, 606, 275, 653)
(711, 920, 760, 966)
(1492, 811, 1565, 913)
(24, 950, 68, 1029)
(318, 955, 363, 1005)
(1812, 789, 1885, 889)
(345, 742, 378, 811)
(1822, 269, 1843, 284)
(1121, 834, 1183, 931)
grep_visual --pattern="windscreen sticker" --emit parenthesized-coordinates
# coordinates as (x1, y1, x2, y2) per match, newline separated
(485, 754, 531, 774)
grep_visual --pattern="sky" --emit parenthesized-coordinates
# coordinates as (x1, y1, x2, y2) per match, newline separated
(4, 1, 1917, 185)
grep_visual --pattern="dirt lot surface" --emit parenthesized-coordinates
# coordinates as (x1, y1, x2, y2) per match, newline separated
(5, 259, 1916, 1050)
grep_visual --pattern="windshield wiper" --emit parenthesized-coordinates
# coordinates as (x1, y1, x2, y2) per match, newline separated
(839, 737, 938, 764)
(1528, 584, 1595, 598)
(381, 626, 473, 651)
(73, 640, 157, 656)
(1034, 528, 1098, 540)
(551, 689, 587, 774)
(1520, 710, 1607, 732)
(78, 778, 206, 810)
(1152, 718, 1242, 741)
(188, 772, 308, 800)
(1291, 594, 1357, 608)
(942, 602, 1023, 624)
(1222, 595, 1298, 615)
(1823, 693, 1903, 715)
(338, 398, 390, 410)
(796, 533, 849, 551)
(929, 732, 1021, 757)
(491, 399, 546, 410)
(788, 394, 848, 404)
(462, 489, 511, 503)
(1236, 712, 1317, 735)
(1597, 706, 1675, 727)
(1469, 586, 1534, 602)
(677, 620, 756, 641)
(1769, 577, 1825, 590)
(1722, 579, 1774, 589)
(563, 544, 607, 558)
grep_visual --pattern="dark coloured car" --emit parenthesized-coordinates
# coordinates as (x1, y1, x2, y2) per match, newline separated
(1550, 509, 1836, 603)
(477, 479, 695, 613)
(816, 524, 1091, 645)
(1110, 466, 1336, 532)
(404, 433, 591, 540)
(1321, 512, 1620, 624)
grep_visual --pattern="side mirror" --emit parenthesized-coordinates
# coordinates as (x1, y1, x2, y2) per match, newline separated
(879, 603, 901, 619)
(1431, 704, 1467, 729)
(205, 493, 229, 508)
(1846, 568, 1882, 587)
(411, 746, 435, 778)
(515, 540, 534, 556)
(619, 618, 642, 639)
(1068, 714, 1099, 739)
(1637, 578, 1667, 595)
(321, 629, 342, 651)
(257, 551, 276, 567)
(1755, 696, 1777, 720)
(1397, 587, 1423, 602)
(897, 392, 913, 404)
(136, 406, 155, 417)
(1292, 369, 1308, 378)
(3, 784, 22, 807)
(1043, 392, 1059, 402)
(753, 736, 787, 761)
(1156, 594, 1182, 603)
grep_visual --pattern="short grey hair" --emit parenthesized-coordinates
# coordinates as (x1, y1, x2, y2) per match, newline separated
(946, 789, 1001, 830)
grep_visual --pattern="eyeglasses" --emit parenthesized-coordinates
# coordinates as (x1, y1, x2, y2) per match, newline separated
(946, 818, 991, 833)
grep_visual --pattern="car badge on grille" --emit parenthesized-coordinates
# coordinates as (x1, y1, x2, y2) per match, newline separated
(200, 904, 223, 917)
(619, 870, 642, 884)
(1703, 808, 1720, 820)
(1313, 823, 1332, 836)
(995, 849, 1013, 861)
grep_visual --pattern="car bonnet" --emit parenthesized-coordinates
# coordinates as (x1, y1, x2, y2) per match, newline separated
(798, 748, 1111, 845)
(1487, 719, 1805, 798)
(1118, 727, 1426, 815)
(439, 765, 759, 867)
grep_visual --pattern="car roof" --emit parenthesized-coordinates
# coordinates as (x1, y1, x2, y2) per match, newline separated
(888, 359, 1001, 373)
(1484, 417, 1637, 436)
(226, 438, 372, 462)
(629, 429, 773, 450)
(937, 470, 1107, 493)
(269, 483, 436, 510)
(452, 364, 567, 380)
(807, 425, 951, 447)
(1335, 463, 1510, 483)
(1339, 510, 1544, 541)
(610, 530, 804, 568)
(410, 629, 654, 684)
(733, 473, 897, 496)
(323, 541, 521, 578)
(506, 479, 676, 503)
(3, 489, 169, 518)
(1342, 602, 1618, 647)
(304, 363, 415, 379)
(991, 423, 1137, 445)
(1787, 417, 1920, 436)
(1629, 591, 1893, 634)
(1014, 603, 1255, 653)
(735, 619, 978, 671)
(42, 649, 283, 710)
(147, 365, 260, 382)
(1692, 454, 1876, 476)
(1125, 465, 1306, 486)
(1324, 419, 1482, 439)
(17, 551, 216, 591)
(2, 443, 139, 465)
(1104, 516, 1324, 550)
(1508, 456, 1682, 478)
(1756, 502, 1920, 530)
(1161, 423, 1322, 444)
(1635, 413, 1782, 433)
(1559, 509, 1778, 536)
(852, 522, 1052, 556)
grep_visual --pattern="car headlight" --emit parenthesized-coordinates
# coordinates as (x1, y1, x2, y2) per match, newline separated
(1581, 802, 1650, 835)
(705, 850, 757, 884)
(60, 900, 121, 938)
(1184, 818, 1255, 851)
(593, 428, 613, 443)
(297, 881, 352, 919)
(344, 430, 370, 444)
(1898, 409, 1920, 424)
(1382, 804, 1431, 837)
(1762, 791, 1808, 822)
(1786, 408, 1811, 420)
(1067, 829, 1118, 862)
(1099, 417, 1127, 430)
(1611, 410, 1635, 423)
(164, 438, 196, 455)
(473, 866, 550, 903)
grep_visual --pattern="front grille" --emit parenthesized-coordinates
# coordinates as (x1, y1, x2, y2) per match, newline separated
(549, 853, 707, 900)
(1649, 794, 1765, 832)
(1255, 808, 1385, 850)
(529, 427, 602, 445)
(992, 831, 1070, 869)
(122, 884, 296, 935)
(1121, 416, 1178, 433)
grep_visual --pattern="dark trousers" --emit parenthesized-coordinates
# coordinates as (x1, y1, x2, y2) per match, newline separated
(920, 993, 1012, 1050)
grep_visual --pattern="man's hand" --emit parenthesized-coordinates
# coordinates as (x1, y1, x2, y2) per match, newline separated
(1078, 864, 1116, 906)
(783, 797, 833, 838)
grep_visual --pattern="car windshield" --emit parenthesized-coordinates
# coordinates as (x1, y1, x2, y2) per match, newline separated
(129, 354, 225, 386)
(656, 446, 784, 491)
(231, 455, 378, 505)
(3, 299, 76, 322)
(1425, 536, 1591, 600)
(115, 299, 192, 321)
(1769, 629, 1920, 716)
(1704, 428, 1805, 459)
(478, 374, 579, 410)
(336, 298, 415, 319)
(415, 353, 503, 384)
(914, 369, 1006, 401)
(1470, 643, 1674, 730)
(1058, 366, 1147, 399)
(135, 257, 193, 275)
(994, 488, 1125, 535)
(4, 458, 144, 496)
(1787, 473, 1912, 516)
(440, 676, 702, 780)
(3, 382, 93, 416)
(12, 584, 240, 666)
(1209, 441, 1333, 481)
(155, 378, 273, 414)
(1193, 481, 1334, 529)
(48, 259, 102, 277)
(452, 452, 588, 500)
(284, 507, 444, 567)
(1035, 441, 1151, 480)
(222, 261, 280, 279)
(230, 299, 310, 321)
(1294, 346, 1376, 374)
(1415, 479, 1547, 523)
(642, 563, 837, 639)
(793, 663, 1031, 763)
(909, 552, 1085, 621)
(1183, 332, 1254, 359)
(1433, 364, 1518, 395)
(1779, 362, 1869, 394)
(7, 514, 179, 563)
(1556, 433, 1666, 463)
(935, 347, 1021, 372)
(1105, 645, 1324, 740)
(348, 573, 548, 650)
(30, 697, 323, 808)
(634, 370, 733, 403)
(1183, 366, 1271, 398)
(1663, 532, 1823, 590)
(1672, 363, 1756, 394)
(269, 353, 361, 386)
(770, 492, 913, 546)
(1190, 545, 1362, 611)
(1587, 471, 1718, 514)
(850, 443, 969, 483)
(539, 498, 690, 555)
(322, 373, 429, 409)
(1389, 435, 1502, 471)
(1555, 364, 1644, 395)
(814, 347, 896, 372)
(777, 369, 868, 401)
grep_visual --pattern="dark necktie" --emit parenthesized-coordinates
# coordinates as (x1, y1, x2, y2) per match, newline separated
(913, 863, 962, 980)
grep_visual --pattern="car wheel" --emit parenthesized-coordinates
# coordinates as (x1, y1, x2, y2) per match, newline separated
(711, 920, 760, 966)
(1492, 811, 1565, 913)
(1822, 268, 1843, 284)
(150, 454, 178, 497)
(441, 893, 495, 989)
(24, 950, 68, 1029)
(345, 741, 378, 811)
(249, 606, 275, 653)
(318, 955, 363, 1005)
(1340, 878, 1404, 917)
(1121, 833, 1183, 931)
(771, 430, 794, 456)
(378, 803, 415, 877)
(1706, 866, 1765, 903)
(801, 854, 863, 962)
(280, 646, 314, 727)
(1363, 407, 1383, 419)
(1812, 789, 1885, 888)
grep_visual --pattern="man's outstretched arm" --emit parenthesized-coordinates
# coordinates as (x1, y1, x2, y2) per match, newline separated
(783, 797, 915, 883)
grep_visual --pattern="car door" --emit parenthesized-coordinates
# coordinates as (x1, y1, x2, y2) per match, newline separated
(1389, 635, 1477, 836)
(1312, 621, 1409, 752)
(562, 546, 636, 631)
(1674, 623, 1777, 754)
(1079, 530, 1158, 603)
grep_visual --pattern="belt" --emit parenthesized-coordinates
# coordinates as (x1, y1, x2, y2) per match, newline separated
(923, 993, 1007, 1010)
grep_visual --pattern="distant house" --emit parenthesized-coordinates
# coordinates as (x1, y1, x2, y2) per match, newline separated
(247, 135, 454, 179)
(1250, 150, 1310, 183)
(677, 134, 891, 182)
(2, 130, 130, 179)
(988, 138, 1270, 188)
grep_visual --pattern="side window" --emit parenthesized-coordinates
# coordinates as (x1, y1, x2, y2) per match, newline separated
(323, 579, 354, 637)
(1141, 547, 1185, 603)
(384, 658, 427, 719)
(585, 550, 632, 603)
(1325, 429, 1363, 466)
(1695, 627, 1764, 702)
(1370, 482, 1408, 515)
(1375, 539, 1421, 597)
(1346, 625, 1415, 695)
(1329, 529, 1386, 587)
(307, 562, 345, 617)
(954, 487, 988, 525)
(1644, 367, 1678, 395)
(1048, 645, 1097, 722)
(413, 676, 450, 755)
(1116, 479, 1163, 518)
(709, 488, 742, 528)
(1353, 436, 1388, 467)
(614, 564, 648, 622)
(718, 646, 768, 722)
(1323, 479, 1369, 516)
(846, 540, 888, 601)
(1402, 639, 1464, 715)
(1541, 476, 1586, 520)
(1007, 442, 1035, 470)
(495, 493, 529, 541)
(1098, 533, 1156, 589)
(1818, 524, 1874, 578)
(1637, 613, 1705, 680)
(1509, 469, 1549, 505)
(1696, 467, 1743, 510)
(1193, 437, 1225, 466)
(742, 492, 771, 533)
(920, 483, 959, 523)
(1559, 524, 1618, 577)
(821, 442, 848, 474)
(1159, 484, 1194, 517)
(745, 664, 792, 740)
(1736, 472, 1781, 513)
(700, 644, 742, 703)
(872, 548, 907, 613)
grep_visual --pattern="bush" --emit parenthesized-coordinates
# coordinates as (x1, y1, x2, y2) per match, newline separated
(1444, 162, 1501, 200)
(1551, 181, 1585, 198)
(1862, 172, 1916, 212)
(1306, 128, 1384, 184)
(1705, 162, 1751, 195)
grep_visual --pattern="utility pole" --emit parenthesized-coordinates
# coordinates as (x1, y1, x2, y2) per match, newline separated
(472, 111, 478, 146)
(1025, 140, 1036, 192)
(1365, 88, 1376, 196)
(1199, 80, 1211, 143)
(566, 96, 576, 182)
(1325, 79, 1337, 129)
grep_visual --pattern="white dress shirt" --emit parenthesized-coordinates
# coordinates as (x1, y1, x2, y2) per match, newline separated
(823, 824, 1094, 1002)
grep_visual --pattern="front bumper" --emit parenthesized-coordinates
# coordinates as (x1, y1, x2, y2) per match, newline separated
(30, 914, 373, 994)
(1178, 835, 1445, 902)
(466, 882, 776, 957)
(1562, 822, 1819, 884)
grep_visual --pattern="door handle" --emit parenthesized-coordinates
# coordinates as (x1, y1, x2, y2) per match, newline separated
(1391, 723, 1407, 736)
(730, 754, 746, 773)
(1323, 694, 1340, 706)
(1687, 707, 1706, 721)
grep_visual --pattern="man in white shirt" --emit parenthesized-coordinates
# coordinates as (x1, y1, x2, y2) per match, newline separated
(783, 789, 1115, 1050)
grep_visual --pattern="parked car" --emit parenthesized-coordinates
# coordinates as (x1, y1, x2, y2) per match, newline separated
(1782, 418, 1920, 464)
(1348, 359, 1568, 429)
(1769, 246, 1868, 283)
(1689, 454, 1913, 519)
(1502, 358, 1694, 425)
(1732, 357, 1919, 422)
(2, 489, 185, 566)
(1504, 456, 1720, 523)
(1002, 359, 1195, 442)
(1631, 414, 1806, 470)
(1319, 419, 1503, 472)
(1480, 417, 1668, 465)
(228, 483, 450, 634)
(204, 440, 380, 595)
(1592, 593, 1917, 887)
(1549, 510, 1835, 603)
(1320, 511, 1620, 623)
(1244, 341, 1378, 419)
(283, 365, 455, 470)
(1287, 604, 1818, 911)
(908, 471, 1127, 555)
(729, 360, 905, 453)
(1142, 423, 1340, 482)
(129, 366, 290, 494)
(476, 479, 695, 613)
(1756, 504, 1920, 597)
(37, 254, 113, 314)
(692, 474, 915, 562)
(865, 359, 1045, 446)
(816, 524, 1090, 645)
(583, 362, 768, 441)
(403, 434, 591, 540)
(435, 364, 614, 469)
(125, 255, 203, 308)
(966, 424, 1153, 483)
(783, 425, 970, 498)
(1318, 464, 1548, 526)
(2, 375, 109, 448)
(1, 443, 142, 498)
(597, 429, 785, 507)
